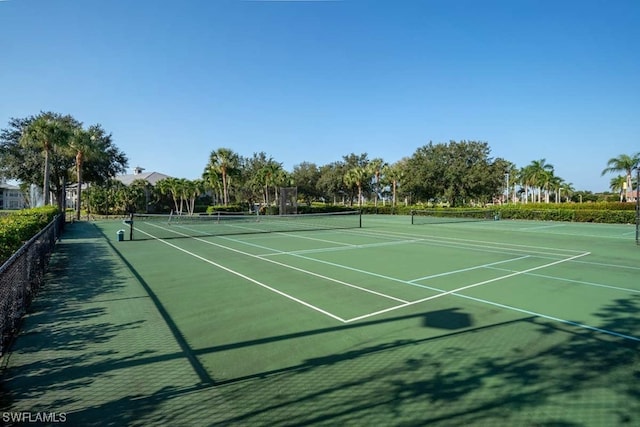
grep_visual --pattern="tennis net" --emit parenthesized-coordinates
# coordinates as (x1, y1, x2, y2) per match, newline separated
(128, 211, 362, 240)
(411, 209, 498, 225)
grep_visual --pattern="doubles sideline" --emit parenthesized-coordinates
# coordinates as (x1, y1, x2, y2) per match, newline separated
(133, 223, 639, 343)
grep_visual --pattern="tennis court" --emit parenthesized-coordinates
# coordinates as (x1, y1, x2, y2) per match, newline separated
(3, 213, 639, 425)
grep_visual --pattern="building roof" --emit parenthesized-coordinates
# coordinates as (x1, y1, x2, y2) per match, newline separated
(115, 168, 172, 186)
(0, 183, 20, 190)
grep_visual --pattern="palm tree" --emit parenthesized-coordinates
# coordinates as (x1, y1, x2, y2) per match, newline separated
(609, 175, 627, 202)
(69, 126, 103, 219)
(501, 163, 518, 204)
(206, 148, 239, 205)
(559, 181, 575, 203)
(369, 158, 386, 207)
(523, 159, 554, 203)
(344, 165, 371, 207)
(385, 160, 406, 207)
(257, 160, 282, 206)
(601, 153, 640, 202)
(202, 167, 223, 205)
(19, 114, 72, 206)
(177, 179, 204, 215)
(156, 177, 183, 214)
(539, 169, 556, 203)
(549, 175, 563, 203)
(185, 179, 205, 215)
(518, 165, 534, 203)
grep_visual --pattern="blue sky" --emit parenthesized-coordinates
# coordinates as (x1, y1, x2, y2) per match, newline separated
(1, 0, 638, 192)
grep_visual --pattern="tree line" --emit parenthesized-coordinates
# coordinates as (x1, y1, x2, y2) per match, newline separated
(1, 111, 639, 216)
(0, 112, 127, 218)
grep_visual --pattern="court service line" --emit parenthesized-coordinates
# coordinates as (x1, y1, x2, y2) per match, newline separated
(343, 228, 585, 260)
(143, 223, 410, 304)
(134, 228, 347, 322)
(439, 292, 640, 343)
(277, 244, 640, 342)
(257, 240, 639, 342)
(218, 229, 639, 342)
(346, 227, 589, 255)
(517, 224, 566, 231)
(270, 232, 356, 248)
(256, 238, 426, 257)
(485, 266, 640, 294)
(570, 258, 640, 271)
(344, 252, 591, 323)
(408, 256, 530, 282)
(219, 234, 542, 299)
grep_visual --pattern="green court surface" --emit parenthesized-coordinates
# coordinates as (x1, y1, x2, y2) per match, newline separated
(1, 215, 639, 426)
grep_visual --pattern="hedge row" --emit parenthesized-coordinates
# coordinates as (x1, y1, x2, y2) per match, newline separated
(495, 207, 637, 224)
(202, 202, 638, 224)
(0, 206, 59, 265)
(497, 202, 637, 211)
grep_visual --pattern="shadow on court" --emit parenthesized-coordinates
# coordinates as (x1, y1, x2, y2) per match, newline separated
(1, 221, 638, 426)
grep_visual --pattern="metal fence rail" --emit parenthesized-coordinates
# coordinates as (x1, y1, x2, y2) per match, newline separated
(0, 214, 64, 356)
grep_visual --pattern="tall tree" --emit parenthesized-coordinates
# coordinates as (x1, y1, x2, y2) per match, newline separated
(559, 181, 575, 203)
(342, 153, 371, 205)
(317, 161, 348, 204)
(1, 113, 127, 211)
(609, 175, 627, 202)
(19, 112, 75, 206)
(257, 159, 283, 206)
(601, 153, 640, 202)
(404, 141, 503, 206)
(385, 159, 407, 207)
(344, 165, 371, 207)
(291, 162, 321, 205)
(202, 166, 223, 205)
(156, 177, 183, 214)
(524, 159, 554, 203)
(369, 158, 387, 207)
(69, 126, 103, 219)
(205, 148, 239, 205)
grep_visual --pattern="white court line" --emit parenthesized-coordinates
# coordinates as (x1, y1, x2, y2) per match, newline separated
(345, 252, 591, 323)
(485, 266, 640, 294)
(216, 233, 580, 301)
(408, 256, 530, 282)
(271, 232, 355, 248)
(133, 227, 347, 322)
(517, 224, 566, 231)
(251, 239, 639, 342)
(142, 222, 410, 304)
(441, 292, 640, 343)
(137, 224, 640, 342)
(257, 238, 426, 257)
(571, 258, 640, 271)
(345, 227, 587, 258)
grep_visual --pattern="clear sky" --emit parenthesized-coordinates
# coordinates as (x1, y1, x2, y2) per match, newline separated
(1, 0, 638, 192)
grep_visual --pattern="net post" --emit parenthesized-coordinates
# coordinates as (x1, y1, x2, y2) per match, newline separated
(410, 210, 414, 225)
(359, 210, 362, 228)
(635, 168, 639, 246)
(128, 213, 133, 241)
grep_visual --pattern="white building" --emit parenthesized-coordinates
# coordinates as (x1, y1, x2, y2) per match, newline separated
(0, 182, 27, 210)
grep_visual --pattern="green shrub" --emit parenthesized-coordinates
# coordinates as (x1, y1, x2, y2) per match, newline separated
(0, 206, 59, 264)
(205, 204, 247, 214)
(495, 205, 636, 224)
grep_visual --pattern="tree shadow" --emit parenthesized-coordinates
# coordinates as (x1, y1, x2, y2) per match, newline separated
(0, 222, 147, 411)
(2, 221, 638, 426)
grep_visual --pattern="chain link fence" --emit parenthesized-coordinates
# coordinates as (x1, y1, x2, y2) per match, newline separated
(0, 214, 64, 356)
